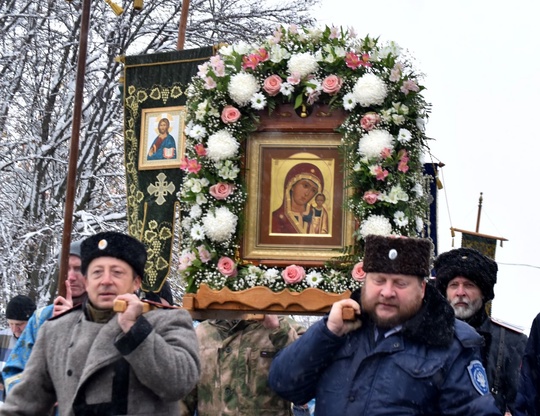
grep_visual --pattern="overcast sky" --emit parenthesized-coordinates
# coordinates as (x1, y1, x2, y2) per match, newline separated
(313, 0, 540, 333)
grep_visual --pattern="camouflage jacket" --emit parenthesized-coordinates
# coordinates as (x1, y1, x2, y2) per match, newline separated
(183, 317, 302, 416)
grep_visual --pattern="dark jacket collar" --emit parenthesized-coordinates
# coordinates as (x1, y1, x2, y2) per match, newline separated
(352, 283, 456, 347)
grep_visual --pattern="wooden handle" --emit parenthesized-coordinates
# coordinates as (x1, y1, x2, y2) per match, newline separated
(342, 307, 356, 321)
(113, 299, 152, 313)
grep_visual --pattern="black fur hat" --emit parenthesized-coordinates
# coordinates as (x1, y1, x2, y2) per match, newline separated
(6, 295, 36, 321)
(363, 235, 433, 278)
(81, 232, 147, 278)
(433, 247, 498, 301)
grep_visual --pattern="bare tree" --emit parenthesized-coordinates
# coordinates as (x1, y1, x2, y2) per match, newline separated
(0, 0, 319, 310)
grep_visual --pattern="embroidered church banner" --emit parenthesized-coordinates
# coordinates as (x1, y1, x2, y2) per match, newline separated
(123, 47, 215, 293)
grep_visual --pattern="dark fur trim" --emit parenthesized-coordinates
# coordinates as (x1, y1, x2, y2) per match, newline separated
(433, 247, 497, 301)
(363, 235, 433, 278)
(351, 283, 455, 347)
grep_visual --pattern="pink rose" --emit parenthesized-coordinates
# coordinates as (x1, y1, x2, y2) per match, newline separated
(360, 112, 381, 131)
(351, 262, 366, 282)
(209, 182, 235, 200)
(217, 256, 238, 277)
(281, 265, 306, 285)
(221, 105, 241, 124)
(263, 75, 283, 96)
(363, 190, 379, 205)
(322, 75, 343, 95)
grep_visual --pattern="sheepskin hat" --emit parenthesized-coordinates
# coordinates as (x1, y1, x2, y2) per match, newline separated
(81, 232, 147, 278)
(433, 247, 498, 301)
(362, 235, 433, 278)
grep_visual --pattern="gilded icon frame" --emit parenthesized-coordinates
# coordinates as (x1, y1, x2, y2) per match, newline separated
(243, 132, 354, 266)
(138, 106, 186, 170)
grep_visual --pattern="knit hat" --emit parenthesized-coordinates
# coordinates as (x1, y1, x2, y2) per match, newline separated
(6, 295, 36, 321)
(81, 232, 147, 278)
(363, 235, 433, 278)
(433, 247, 498, 301)
(70, 240, 83, 258)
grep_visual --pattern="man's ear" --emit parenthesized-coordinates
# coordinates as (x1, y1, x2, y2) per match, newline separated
(133, 275, 142, 293)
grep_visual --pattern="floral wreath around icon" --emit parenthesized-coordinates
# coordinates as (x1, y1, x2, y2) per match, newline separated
(178, 25, 432, 294)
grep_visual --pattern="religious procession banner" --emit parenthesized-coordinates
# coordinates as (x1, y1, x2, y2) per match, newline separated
(123, 47, 215, 293)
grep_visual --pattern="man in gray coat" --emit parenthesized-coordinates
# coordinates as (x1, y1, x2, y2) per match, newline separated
(0, 231, 200, 415)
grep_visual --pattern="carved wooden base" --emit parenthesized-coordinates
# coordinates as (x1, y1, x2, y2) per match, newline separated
(183, 284, 351, 320)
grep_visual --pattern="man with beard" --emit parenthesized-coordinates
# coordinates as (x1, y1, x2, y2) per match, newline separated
(268, 235, 500, 415)
(434, 247, 528, 415)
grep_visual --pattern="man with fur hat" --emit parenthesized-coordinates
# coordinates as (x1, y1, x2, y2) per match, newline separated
(269, 235, 500, 415)
(434, 247, 528, 415)
(0, 231, 200, 415)
(2, 239, 87, 395)
(0, 295, 36, 402)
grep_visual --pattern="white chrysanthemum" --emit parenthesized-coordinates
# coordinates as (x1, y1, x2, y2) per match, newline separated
(412, 183, 424, 197)
(306, 271, 323, 288)
(358, 129, 394, 159)
(359, 215, 393, 238)
(202, 207, 238, 242)
(352, 73, 388, 107)
(228, 73, 259, 106)
(190, 223, 206, 241)
(189, 204, 202, 219)
(287, 52, 318, 78)
(206, 130, 240, 162)
(397, 128, 412, 143)
(393, 211, 409, 227)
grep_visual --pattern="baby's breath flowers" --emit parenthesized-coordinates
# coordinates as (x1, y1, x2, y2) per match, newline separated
(179, 25, 432, 294)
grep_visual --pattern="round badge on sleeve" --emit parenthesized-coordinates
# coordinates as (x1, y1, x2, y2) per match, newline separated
(467, 360, 489, 395)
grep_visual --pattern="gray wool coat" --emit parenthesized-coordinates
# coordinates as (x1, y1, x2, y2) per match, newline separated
(0, 304, 200, 415)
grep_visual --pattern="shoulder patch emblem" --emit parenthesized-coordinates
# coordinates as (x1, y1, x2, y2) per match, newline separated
(467, 360, 489, 395)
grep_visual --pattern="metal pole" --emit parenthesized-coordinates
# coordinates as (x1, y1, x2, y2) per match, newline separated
(176, 0, 190, 50)
(475, 192, 483, 233)
(58, 0, 92, 297)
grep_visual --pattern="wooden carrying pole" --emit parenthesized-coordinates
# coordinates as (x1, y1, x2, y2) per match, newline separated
(58, 0, 92, 297)
(176, 0, 190, 50)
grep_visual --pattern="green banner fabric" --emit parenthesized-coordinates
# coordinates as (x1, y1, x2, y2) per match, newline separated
(461, 233, 497, 259)
(123, 47, 215, 293)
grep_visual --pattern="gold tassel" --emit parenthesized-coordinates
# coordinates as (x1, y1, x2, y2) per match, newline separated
(435, 175, 443, 190)
(134, 0, 143, 10)
(104, 0, 124, 16)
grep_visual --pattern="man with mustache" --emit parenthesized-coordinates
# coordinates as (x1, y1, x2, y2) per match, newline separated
(0, 231, 200, 415)
(434, 247, 528, 415)
(269, 235, 500, 415)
